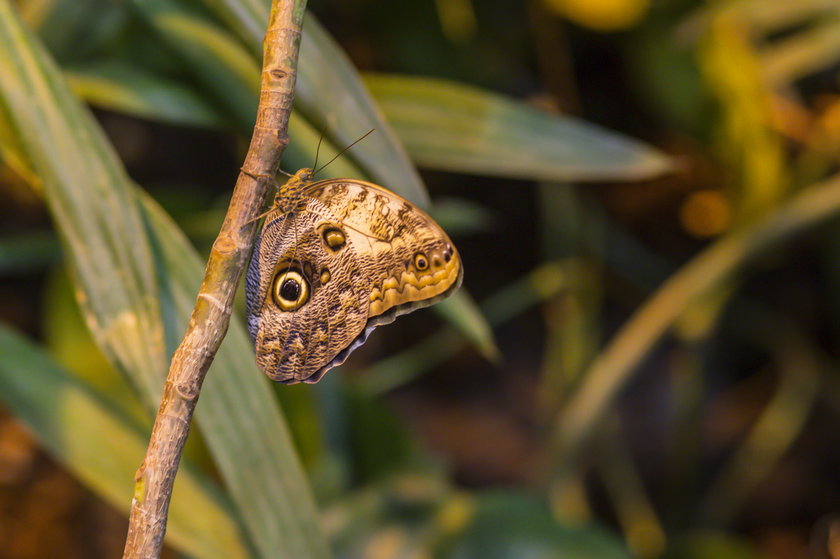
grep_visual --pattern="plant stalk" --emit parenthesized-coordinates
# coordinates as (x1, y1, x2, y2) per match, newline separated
(121, 1, 307, 557)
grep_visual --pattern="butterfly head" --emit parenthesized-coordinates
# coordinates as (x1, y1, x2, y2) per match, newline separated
(292, 167, 315, 183)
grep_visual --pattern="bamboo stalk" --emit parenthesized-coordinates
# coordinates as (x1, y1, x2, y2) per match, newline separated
(122, 1, 308, 557)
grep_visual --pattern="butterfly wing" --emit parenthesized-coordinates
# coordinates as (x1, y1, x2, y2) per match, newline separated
(246, 178, 463, 384)
(308, 179, 463, 329)
(246, 198, 369, 383)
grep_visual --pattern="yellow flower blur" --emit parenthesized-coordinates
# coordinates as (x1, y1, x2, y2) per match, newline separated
(542, 0, 650, 31)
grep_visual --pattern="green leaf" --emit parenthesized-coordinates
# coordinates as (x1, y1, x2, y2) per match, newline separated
(0, 0, 168, 405)
(42, 265, 148, 428)
(285, 110, 366, 178)
(365, 73, 673, 182)
(21, 0, 127, 64)
(198, 0, 268, 49)
(428, 197, 496, 237)
(65, 61, 228, 128)
(295, 17, 429, 204)
(434, 291, 500, 363)
(0, 323, 248, 559)
(0, 4, 330, 558)
(438, 492, 631, 559)
(127, 0, 263, 130)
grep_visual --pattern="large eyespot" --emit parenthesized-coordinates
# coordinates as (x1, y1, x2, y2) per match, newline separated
(414, 252, 429, 271)
(321, 227, 346, 251)
(272, 269, 310, 311)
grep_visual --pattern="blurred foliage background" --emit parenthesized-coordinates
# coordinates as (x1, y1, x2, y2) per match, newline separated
(2, 0, 840, 558)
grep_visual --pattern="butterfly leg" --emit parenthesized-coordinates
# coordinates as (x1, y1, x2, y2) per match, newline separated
(240, 167, 276, 183)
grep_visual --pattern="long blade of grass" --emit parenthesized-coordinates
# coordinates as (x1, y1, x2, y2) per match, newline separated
(365, 74, 673, 182)
(65, 61, 228, 128)
(62, 59, 673, 187)
(294, 17, 428, 204)
(698, 306, 821, 525)
(535, 185, 603, 419)
(19, 0, 127, 64)
(127, 0, 263, 131)
(550, 173, 840, 474)
(434, 292, 500, 363)
(200, 0, 268, 47)
(0, 5, 330, 558)
(0, 0, 168, 406)
(0, 324, 248, 559)
(761, 18, 840, 86)
(598, 431, 665, 558)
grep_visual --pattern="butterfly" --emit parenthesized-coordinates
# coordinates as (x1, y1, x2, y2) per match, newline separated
(245, 167, 463, 384)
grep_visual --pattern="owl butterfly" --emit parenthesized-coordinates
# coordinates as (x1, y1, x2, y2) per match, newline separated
(245, 167, 463, 384)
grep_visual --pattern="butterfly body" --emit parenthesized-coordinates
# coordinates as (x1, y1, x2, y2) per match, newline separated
(246, 169, 463, 384)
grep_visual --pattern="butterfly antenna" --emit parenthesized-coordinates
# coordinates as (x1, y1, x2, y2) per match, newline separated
(314, 128, 375, 175)
(313, 124, 329, 171)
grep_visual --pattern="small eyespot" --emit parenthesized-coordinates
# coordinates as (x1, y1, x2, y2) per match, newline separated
(414, 252, 429, 271)
(320, 269, 331, 285)
(322, 227, 346, 251)
(272, 269, 310, 311)
(443, 249, 452, 262)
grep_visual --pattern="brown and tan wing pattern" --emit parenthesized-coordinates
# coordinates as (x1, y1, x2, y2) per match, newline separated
(246, 178, 463, 384)
(308, 179, 463, 324)
(246, 196, 369, 383)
